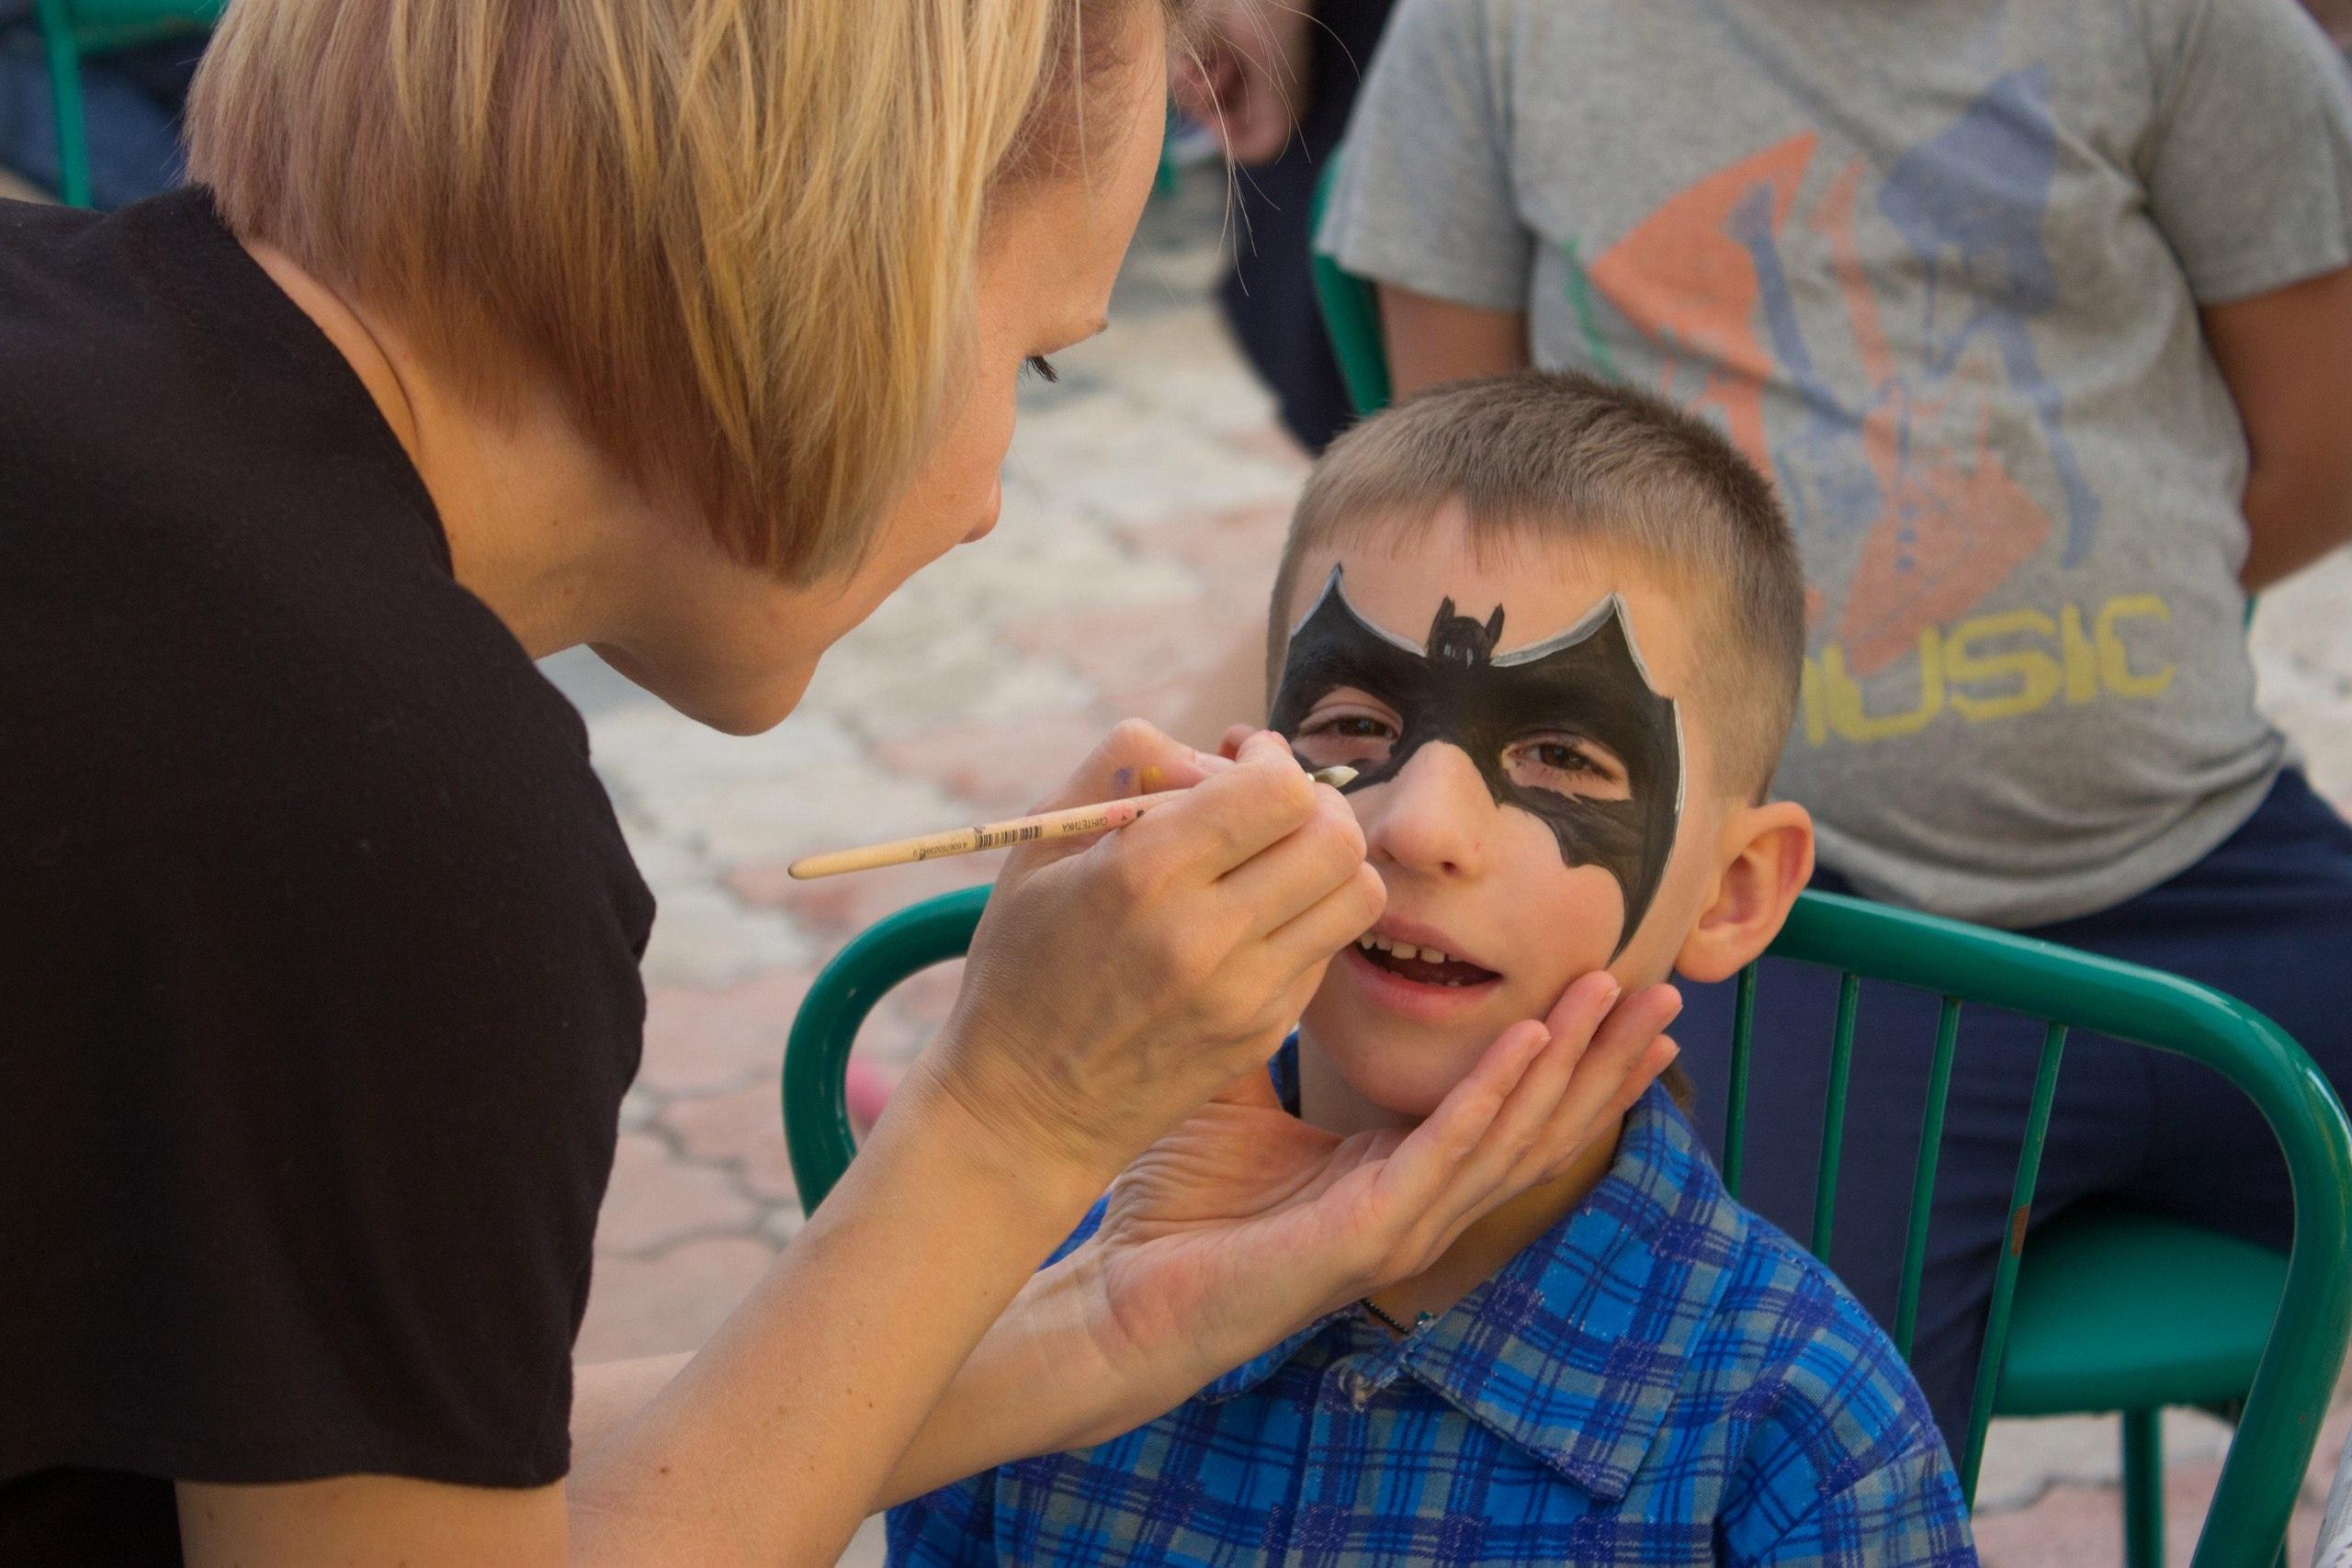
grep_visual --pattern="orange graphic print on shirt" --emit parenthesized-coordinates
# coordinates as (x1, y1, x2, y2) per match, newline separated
(1566, 67, 2108, 691)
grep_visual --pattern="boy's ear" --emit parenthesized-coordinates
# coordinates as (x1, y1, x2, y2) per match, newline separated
(1674, 800, 1815, 985)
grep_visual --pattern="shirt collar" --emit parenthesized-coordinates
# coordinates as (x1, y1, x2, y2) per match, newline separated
(1198, 1081, 1747, 1503)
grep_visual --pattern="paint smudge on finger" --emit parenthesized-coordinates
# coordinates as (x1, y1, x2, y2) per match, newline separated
(1139, 765, 1165, 794)
(1114, 767, 1135, 795)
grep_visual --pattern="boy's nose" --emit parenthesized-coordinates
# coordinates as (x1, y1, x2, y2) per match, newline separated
(1364, 743, 1490, 880)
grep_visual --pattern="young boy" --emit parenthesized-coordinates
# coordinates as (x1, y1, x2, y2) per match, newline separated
(1317, 0, 2352, 1448)
(888, 373, 1976, 1565)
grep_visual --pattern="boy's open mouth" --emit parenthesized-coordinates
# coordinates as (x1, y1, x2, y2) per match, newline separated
(1352, 933, 1501, 988)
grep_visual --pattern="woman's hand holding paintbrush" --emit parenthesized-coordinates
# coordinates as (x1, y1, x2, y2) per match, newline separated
(788, 765, 1359, 878)
(876, 723, 1386, 1208)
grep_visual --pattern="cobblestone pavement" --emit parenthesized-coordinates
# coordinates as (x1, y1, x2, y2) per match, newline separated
(545, 167, 2352, 1564)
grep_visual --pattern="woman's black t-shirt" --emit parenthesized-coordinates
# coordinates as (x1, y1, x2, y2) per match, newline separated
(0, 189, 656, 1560)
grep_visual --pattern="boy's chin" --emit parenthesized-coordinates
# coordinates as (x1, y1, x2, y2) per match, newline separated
(1303, 999, 1495, 1122)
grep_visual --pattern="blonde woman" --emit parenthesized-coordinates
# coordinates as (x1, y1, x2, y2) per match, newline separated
(0, 2, 1677, 1563)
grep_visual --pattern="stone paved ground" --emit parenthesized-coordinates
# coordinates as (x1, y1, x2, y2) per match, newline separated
(545, 165, 2352, 1563)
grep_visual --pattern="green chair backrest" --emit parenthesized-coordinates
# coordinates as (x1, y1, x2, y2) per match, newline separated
(1306, 154, 1393, 419)
(32, 0, 224, 208)
(784, 884, 2352, 1568)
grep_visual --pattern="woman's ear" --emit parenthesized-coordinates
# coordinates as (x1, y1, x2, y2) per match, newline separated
(1675, 800, 1815, 984)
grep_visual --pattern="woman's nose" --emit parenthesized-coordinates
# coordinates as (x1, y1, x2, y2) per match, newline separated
(1364, 743, 1490, 879)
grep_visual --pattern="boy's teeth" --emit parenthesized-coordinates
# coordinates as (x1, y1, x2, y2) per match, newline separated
(1357, 934, 1457, 965)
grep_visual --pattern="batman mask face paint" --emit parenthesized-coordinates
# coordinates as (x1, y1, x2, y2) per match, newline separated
(1270, 567, 1684, 956)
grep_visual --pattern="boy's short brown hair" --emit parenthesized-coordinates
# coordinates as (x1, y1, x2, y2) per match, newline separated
(1268, 371, 1805, 800)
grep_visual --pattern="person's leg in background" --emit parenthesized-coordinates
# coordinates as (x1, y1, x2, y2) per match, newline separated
(2057, 772, 2352, 1249)
(0, 24, 202, 208)
(1159, 2, 1400, 750)
(1209, 0, 1396, 456)
(1679, 770, 2352, 1457)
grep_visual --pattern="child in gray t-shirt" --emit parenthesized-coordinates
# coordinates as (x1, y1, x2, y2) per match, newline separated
(1325, 0, 2352, 926)
(1322, 0, 2352, 1459)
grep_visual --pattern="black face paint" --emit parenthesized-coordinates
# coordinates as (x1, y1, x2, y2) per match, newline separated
(1270, 568, 1684, 957)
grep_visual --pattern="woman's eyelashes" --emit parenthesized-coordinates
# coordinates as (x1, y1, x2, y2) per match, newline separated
(1504, 734, 1630, 799)
(1022, 355, 1060, 384)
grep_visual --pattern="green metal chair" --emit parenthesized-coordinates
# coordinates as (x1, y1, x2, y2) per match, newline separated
(1305, 151, 2319, 1568)
(30, 0, 222, 209)
(784, 884, 2351, 1568)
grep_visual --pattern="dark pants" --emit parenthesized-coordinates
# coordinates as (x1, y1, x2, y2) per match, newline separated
(1678, 770, 2352, 1450)
(1213, 0, 1396, 456)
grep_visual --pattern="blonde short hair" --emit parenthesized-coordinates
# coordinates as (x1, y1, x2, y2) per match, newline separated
(187, 0, 1165, 581)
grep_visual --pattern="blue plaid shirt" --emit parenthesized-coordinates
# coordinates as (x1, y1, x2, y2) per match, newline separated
(889, 1080, 1975, 1566)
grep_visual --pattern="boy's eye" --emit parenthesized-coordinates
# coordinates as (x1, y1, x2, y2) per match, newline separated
(1292, 707, 1396, 770)
(1502, 734, 1631, 801)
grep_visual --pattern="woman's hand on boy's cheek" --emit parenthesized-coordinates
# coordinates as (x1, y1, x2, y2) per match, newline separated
(1415, 976, 1681, 1213)
(1527, 980, 1682, 1179)
(1057, 975, 1679, 1416)
(1057, 1065, 1364, 1429)
(1304, 973, 1678, 1292)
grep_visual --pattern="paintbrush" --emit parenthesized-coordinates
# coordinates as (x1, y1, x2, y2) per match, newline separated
(787, 765, 1359, 880)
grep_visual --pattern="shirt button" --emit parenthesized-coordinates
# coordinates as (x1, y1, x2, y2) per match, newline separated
(1320, 1366, 1363, 1413)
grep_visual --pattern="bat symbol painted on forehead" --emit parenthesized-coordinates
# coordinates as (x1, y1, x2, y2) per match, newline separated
(1270, 568, 1685, 958)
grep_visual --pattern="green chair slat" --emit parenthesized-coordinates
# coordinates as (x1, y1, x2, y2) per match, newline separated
(1962, 1021, 2071, 1501)
(1809, 972, 1862, 1260)
(2122, 1407, 2168, 1568)
(1893, 997, 1963, 1360)
(1721, 966, 1757, 1198)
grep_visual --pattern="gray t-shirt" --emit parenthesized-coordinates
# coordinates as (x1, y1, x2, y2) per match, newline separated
(1323, 0, 2352, 927)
